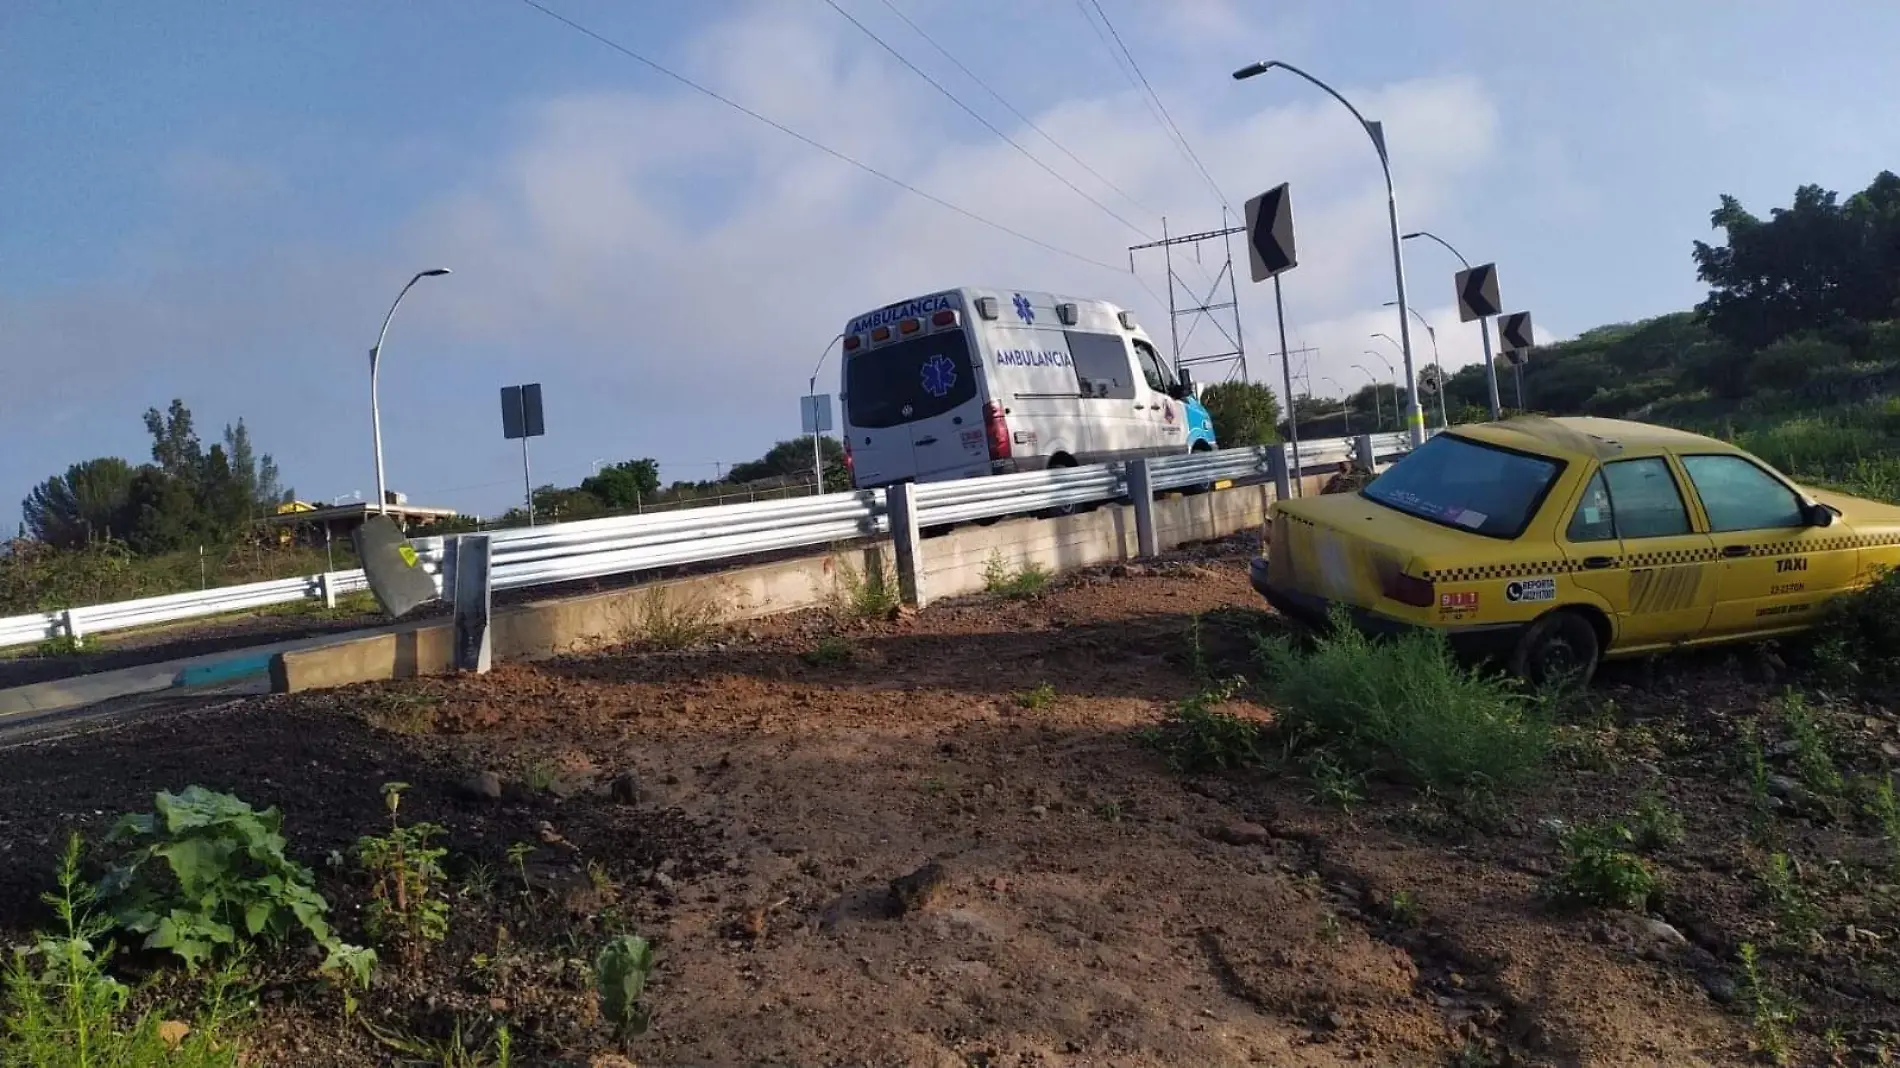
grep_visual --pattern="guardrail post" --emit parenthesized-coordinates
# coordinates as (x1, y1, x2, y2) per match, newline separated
(886, 482, 927, 608)
(317, 572, 337, 610)
(1128, 458, 1158, 558)
(1352, 434, 1375, 473)
(59, 609, 82, 648)
(451, 534, 493, 673)
(1266, 445, 1292, 501)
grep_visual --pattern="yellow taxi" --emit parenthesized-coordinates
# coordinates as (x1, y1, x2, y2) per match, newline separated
(1251, 416, 1900, 684)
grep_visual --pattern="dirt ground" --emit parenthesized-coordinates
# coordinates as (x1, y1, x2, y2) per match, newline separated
(3, 533, 1897, 1066)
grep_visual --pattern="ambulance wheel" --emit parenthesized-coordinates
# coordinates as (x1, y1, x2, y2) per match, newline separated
(1511, 609, 1599, 690)
(1037, 457, 1089, 518)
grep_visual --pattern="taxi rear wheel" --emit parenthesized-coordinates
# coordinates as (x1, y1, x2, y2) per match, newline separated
(1511, 610, 1600, 689)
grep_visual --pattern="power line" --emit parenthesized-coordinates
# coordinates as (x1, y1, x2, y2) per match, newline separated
(871, 0, 1156, 223)
(1079, 0, 1230, 214)
(824, 0, 1149, 238)
(516, 0, 1128, 273)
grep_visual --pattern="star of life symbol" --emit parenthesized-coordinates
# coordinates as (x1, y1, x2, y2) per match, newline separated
(1012, 293, 1035, 324)
(920, 354, 958, 398)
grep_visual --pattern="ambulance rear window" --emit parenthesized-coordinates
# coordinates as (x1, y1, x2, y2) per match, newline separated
(1363, 434, 1564, 539)
(844, 330, 978, 429)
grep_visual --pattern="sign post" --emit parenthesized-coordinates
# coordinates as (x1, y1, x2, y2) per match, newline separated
(1453, 262, 1504, 421)
(500, 383, 546, 525)
(1498, 312, 1535, 412)
(1244, 183, 1303, 495)
(801, 393, 834, 494)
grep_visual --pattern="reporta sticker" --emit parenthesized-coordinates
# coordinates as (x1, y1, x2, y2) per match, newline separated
(1506, 577, 1556, 603)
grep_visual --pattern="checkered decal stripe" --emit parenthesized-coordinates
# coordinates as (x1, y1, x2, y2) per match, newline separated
(1624, 547, 1720, 567)
(1422, 560, 1580, 582)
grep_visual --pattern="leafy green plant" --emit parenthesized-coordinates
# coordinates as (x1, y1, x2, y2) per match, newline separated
(95, 786, 372, 983)
(1861, 774, 1900, 876)
(355, 783, 451, 966)
(522, 760, 558, 794)
(1305, 751, 1366, 813)
(1015, 682, 1057, 711)
(1, 835, 250, 1068)
(1739, 941, 1795, 1065)
(1741, 718, 1776, 838)
(629, 585, 720, 649)
(802, 635, 854, 666)
(596, 934, 657, 1043)
(1800, 564, 1900, 689)
(1629, 793, 1686, 852)
(33, 634, 87, 658)
(982, 552, 1050, 599)
(1759, 852, 1821, 948)
(505, 842, 534, 895)
(1141, 676, 1262, 773)
(1256, 612, 1548, 795)
(1777, 691, 1845, 796)
(1546, 820, 1659, 911)
(363, 1016, 512, 1068)
(1386, 889, 1423, 928)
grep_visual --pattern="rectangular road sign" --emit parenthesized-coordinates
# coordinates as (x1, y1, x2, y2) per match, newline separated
(500, 383, 545, 440)
(801, 393, 833, 435)
(1455, 263, 1502, 322)
(1244, 183, 1297, 282)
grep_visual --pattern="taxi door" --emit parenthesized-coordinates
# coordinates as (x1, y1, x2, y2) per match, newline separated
(1676, 452, 1857, 638)
(1557, 456, 1718, 653)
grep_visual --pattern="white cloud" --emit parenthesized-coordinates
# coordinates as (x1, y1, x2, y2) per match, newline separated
(1, 1, 1501, 514)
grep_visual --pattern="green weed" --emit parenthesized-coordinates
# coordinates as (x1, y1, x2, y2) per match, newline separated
(982, 552, 1051, 600)
(363, 689, 439, 735)
(1629, 793, 1686, 852)
(1800, 565, 1900, 689)
(1256, 612, 1548, 796)
(1739, 941, 1796, 1065)
(1305, 750, 1366, 813)
(630, 585, 720, 649)
(362, 1016, 513, 1067)
(1141, 676, 1262, 773)
(1386, 889, 1423, 928)
(95, 786, 372, 984)
(831, 552, 900, 621)
(1777, 691, 1845, 796)
(1015, 682, 1057, 711)
(32, 634, 86, 657)
(1861, 774, 1900, 876)
(354, 783, 451, 968)
(1741, 719, 1776, 838)
(1319, 910, 1344, 946)
(802, 635, 854, 666)
(522, 760, 559, 794)
(596, 934, 657, 1043)
(505, 842, 535, 895)
(1759, 852, 1821, 949)
(0, 835, 252, 1068)
(1546, 820, 1659, 911)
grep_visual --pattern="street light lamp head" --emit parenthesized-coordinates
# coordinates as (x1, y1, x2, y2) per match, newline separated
(419, 267, 452, 278)
(1401, 232, 1424, 241)
(1231, 60, 1278, 80)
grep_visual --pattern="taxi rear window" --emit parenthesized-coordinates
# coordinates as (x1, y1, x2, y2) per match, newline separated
(1363, 434, 1564, 539)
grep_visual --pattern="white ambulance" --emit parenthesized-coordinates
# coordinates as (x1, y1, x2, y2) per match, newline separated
(838, 287, 1217, 489)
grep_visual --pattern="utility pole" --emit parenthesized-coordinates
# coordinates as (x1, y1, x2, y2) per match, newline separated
(1128, 214, 1250, 383)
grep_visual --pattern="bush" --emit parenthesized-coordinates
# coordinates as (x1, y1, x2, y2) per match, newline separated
(982, 553, 1050, 599)
(1255, 615, 1547, 794)
(1199, 381, 1283, 447)
(96, 787, 373, 984)
(1546, 820, 1659, 911)
(1746, 336, 1853, 392)
(1801, 566, 1900, 689)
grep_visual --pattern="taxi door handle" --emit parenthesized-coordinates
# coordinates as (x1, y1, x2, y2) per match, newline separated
(1721, 544, 1751, 559)
(1582, 556, 1614, 570)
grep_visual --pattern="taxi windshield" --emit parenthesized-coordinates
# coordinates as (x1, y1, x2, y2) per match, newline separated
(1362, 434, 1564, 539)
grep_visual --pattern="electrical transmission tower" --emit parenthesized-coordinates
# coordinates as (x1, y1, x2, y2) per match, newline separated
(1127, 211, 1249, 384)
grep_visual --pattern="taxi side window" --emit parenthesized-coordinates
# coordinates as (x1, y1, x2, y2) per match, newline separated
(1603, 458, 1692, 538)
(1566, 472, 1615, 542)
(1681, 454, 1805, 532)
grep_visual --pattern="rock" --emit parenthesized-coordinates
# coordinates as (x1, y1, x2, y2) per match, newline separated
(608, 771, 642, 805)
(157, 1021, 190, 1050)
(1769, 740, 1802, 759)
(1766, 774, 1801, 799)
(1610, 912, 1688, 957)
(651, 871, 678, 893)
(1322, 1010, 1349, 1031)
(1700, 972, 1738, 1004)
(1214, 821, 1273, 847)
(458, 771, 503, 802)
(1881, 742, 1900, 761)
(889, 861, 949, 916)
(1029, 804, 1049, 819)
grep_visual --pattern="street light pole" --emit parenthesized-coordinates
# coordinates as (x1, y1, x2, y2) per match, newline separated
(1320, 376, 1350, 435)
(809, 333, 844, 494)
(1351, 363, 1383, 431)
(369, 267, 452, 516)
(1376, 323, 1446, 429)
(1234, 60, 1422, 446)
(1401, 231, 1501, 420)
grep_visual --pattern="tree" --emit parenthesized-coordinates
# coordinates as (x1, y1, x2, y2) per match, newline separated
(727, 437, 845, 487)
(1693, 172, 1900, 349)
(581, 459, 661, 509)
(144, 399, 203, 482)
(1198, 382, 1283, 447)
(222, 420, 287, 513)
(123, 466, 201, 554)
(21, 457, 137, 548)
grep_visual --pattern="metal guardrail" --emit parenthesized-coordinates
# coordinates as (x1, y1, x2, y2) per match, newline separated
(0, 431, 1420, 649)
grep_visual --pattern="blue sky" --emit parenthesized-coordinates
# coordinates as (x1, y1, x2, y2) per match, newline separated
(4, 1, 1898, 524)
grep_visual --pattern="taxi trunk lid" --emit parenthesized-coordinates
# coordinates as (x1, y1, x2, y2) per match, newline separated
(1270, 494, 1487, 612)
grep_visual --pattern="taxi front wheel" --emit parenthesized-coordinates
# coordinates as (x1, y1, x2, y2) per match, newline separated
(1510, 610, 1600, 689)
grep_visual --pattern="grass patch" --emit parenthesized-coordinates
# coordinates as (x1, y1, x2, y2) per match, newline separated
(1255, 614, 1548, 796)
(1739, 941, 1796, 1065)
(1800, 565, 1900, 689)
(830, 552, 900, 621)
(802, 636, 854, 667)
(628, 585, 720, 649)
(1775, 691, 1845, 797)
(1015, 682, 1057, 711)
(981, 552, 1051, 600)
(1758, 852, 1821, 949)
(363, 689, 440, 735)
(1140, 676, 1261, 773)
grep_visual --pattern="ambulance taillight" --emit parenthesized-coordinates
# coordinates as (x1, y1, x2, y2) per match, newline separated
(983, 402, 1012, 461)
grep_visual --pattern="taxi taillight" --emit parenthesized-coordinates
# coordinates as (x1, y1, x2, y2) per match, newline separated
(1384, 572, 1435, 608)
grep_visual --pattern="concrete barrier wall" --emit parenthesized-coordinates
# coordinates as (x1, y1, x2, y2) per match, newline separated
(271, 475, 1334, 694)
